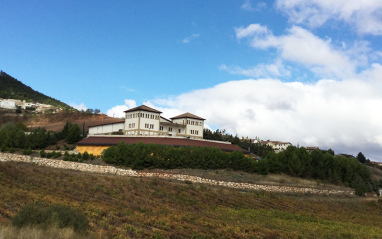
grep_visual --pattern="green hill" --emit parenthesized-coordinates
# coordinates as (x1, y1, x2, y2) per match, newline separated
(0, 71, 71, 109)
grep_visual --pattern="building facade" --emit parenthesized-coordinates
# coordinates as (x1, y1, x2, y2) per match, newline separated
(261, 140, 292, 153)
(89, 105, 205, 139)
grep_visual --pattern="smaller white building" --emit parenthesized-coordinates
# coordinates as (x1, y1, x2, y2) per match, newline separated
(0, 99, 16, 109)
(261, 140, 292, 153)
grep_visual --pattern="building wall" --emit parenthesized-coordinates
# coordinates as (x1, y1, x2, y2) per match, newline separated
(0, 100, 16, 109)
(76, 145, 110, 155)
(172, 118, 204, 138)
(88, 123, 124, 135)
(125, 110, 160, 136)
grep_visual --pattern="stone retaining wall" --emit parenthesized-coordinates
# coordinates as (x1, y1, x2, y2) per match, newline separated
(0, 153, 353, 195)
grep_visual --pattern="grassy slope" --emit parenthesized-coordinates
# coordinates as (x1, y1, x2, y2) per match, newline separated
(1, 162, 382, 239)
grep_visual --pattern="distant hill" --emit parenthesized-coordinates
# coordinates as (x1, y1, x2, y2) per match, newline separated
(0, 70, 72, 109)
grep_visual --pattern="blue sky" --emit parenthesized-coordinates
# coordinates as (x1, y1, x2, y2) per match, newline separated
(2, 0, 382, 161)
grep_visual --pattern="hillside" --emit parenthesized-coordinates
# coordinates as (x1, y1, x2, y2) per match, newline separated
(0, 71, 71, 108)
(0, 109, 123, 135)
(1, 161, 382, 238)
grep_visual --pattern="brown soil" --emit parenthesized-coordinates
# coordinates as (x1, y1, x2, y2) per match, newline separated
(0, 109, 123, 133)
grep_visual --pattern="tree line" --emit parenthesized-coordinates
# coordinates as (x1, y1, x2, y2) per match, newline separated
(203, 129, 274, 157)
(0, 121, 83, 151)
(102, 141, 377, 196)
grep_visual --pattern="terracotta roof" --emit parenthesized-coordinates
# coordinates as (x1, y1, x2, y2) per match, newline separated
(77, 136, 249, 154)
(124, 105, 162, 114)
(171, 112, 205, 120)
(160, 116, 171, 122)
(88, 120, 125, 128)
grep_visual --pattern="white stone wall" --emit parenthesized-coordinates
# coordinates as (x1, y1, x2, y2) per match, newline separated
(0, 153, 354, 196)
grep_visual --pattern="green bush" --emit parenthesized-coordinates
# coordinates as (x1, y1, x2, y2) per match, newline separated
(40, 150, 46, 158)
(9, 147, 15, 153)
(12, 202, 89, 233)
(82, 151, 89, 160)
(54, 152, 62, 158)
(23, 148, 33, 155)
(47, 151, 55, 159)
(90, 154, 95, 160)
(1, 145, 9, 152)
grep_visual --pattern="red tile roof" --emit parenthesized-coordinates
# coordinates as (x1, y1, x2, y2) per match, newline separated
(171, 112, 205, 120)
(77, 136, 249, 154)
(124, 105, 162, 114)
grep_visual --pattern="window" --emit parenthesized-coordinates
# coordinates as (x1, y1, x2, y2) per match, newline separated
(169, 127, 172, 132)
(178, 129, 181, 133)
(187, 120, 190, 124)
(145, 123, 149, 128)
(140, 113, 144, 117)
(150, 124, 154, 129)
(160, 126, 163, 131)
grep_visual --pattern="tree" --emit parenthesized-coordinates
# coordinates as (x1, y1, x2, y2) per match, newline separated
(356, 152, 367, 164)
(66, 123, 82, 144)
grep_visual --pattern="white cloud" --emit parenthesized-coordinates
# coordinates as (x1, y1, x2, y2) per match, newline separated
(106, 99, 137, 118)
(276, 0, 382, 35)
(235, 24, 362, 79)
(149, 71, 382, 161)
(241, 0, 266, 11)
(220, 60, 291, 78)
(235, 23, 269, 39)
(181, 33, 200, 44)
(70, 103, 87, 111)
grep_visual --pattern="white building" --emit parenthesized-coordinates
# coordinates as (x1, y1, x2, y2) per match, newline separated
(89, 105, 206, 139)
(0, 99, 16, 109)
(261, 140, 292, 153)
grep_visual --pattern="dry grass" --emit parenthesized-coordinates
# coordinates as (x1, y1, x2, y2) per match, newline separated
(0, 226, 95, 239)
(1, 161, 382, 238)
(150, 168, 353, 191)
(369, 165, 382, 181)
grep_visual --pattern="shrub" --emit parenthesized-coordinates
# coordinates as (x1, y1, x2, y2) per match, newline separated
(54, 152, 62, 158)
(9, 147, 15, 153)
(47, 151, 55, 159)
(90, 154, 95, 160)
(40, 150, 46, 158)
(56, 145, 60, 150)
(23, 148, 33, 155)
(12, 202, 89, 233)
(1, 145, 9, 152)
(82, 151, 89, 160)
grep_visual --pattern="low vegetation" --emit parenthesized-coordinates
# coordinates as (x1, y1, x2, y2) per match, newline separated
(0, 121, 82, 151)
(102, 141, 376, 196)
(1, 162, 382, 238)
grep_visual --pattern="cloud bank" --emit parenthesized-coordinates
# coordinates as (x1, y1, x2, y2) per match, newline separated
(276, 0, 382, 35)
(147, 71, 382, 161)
